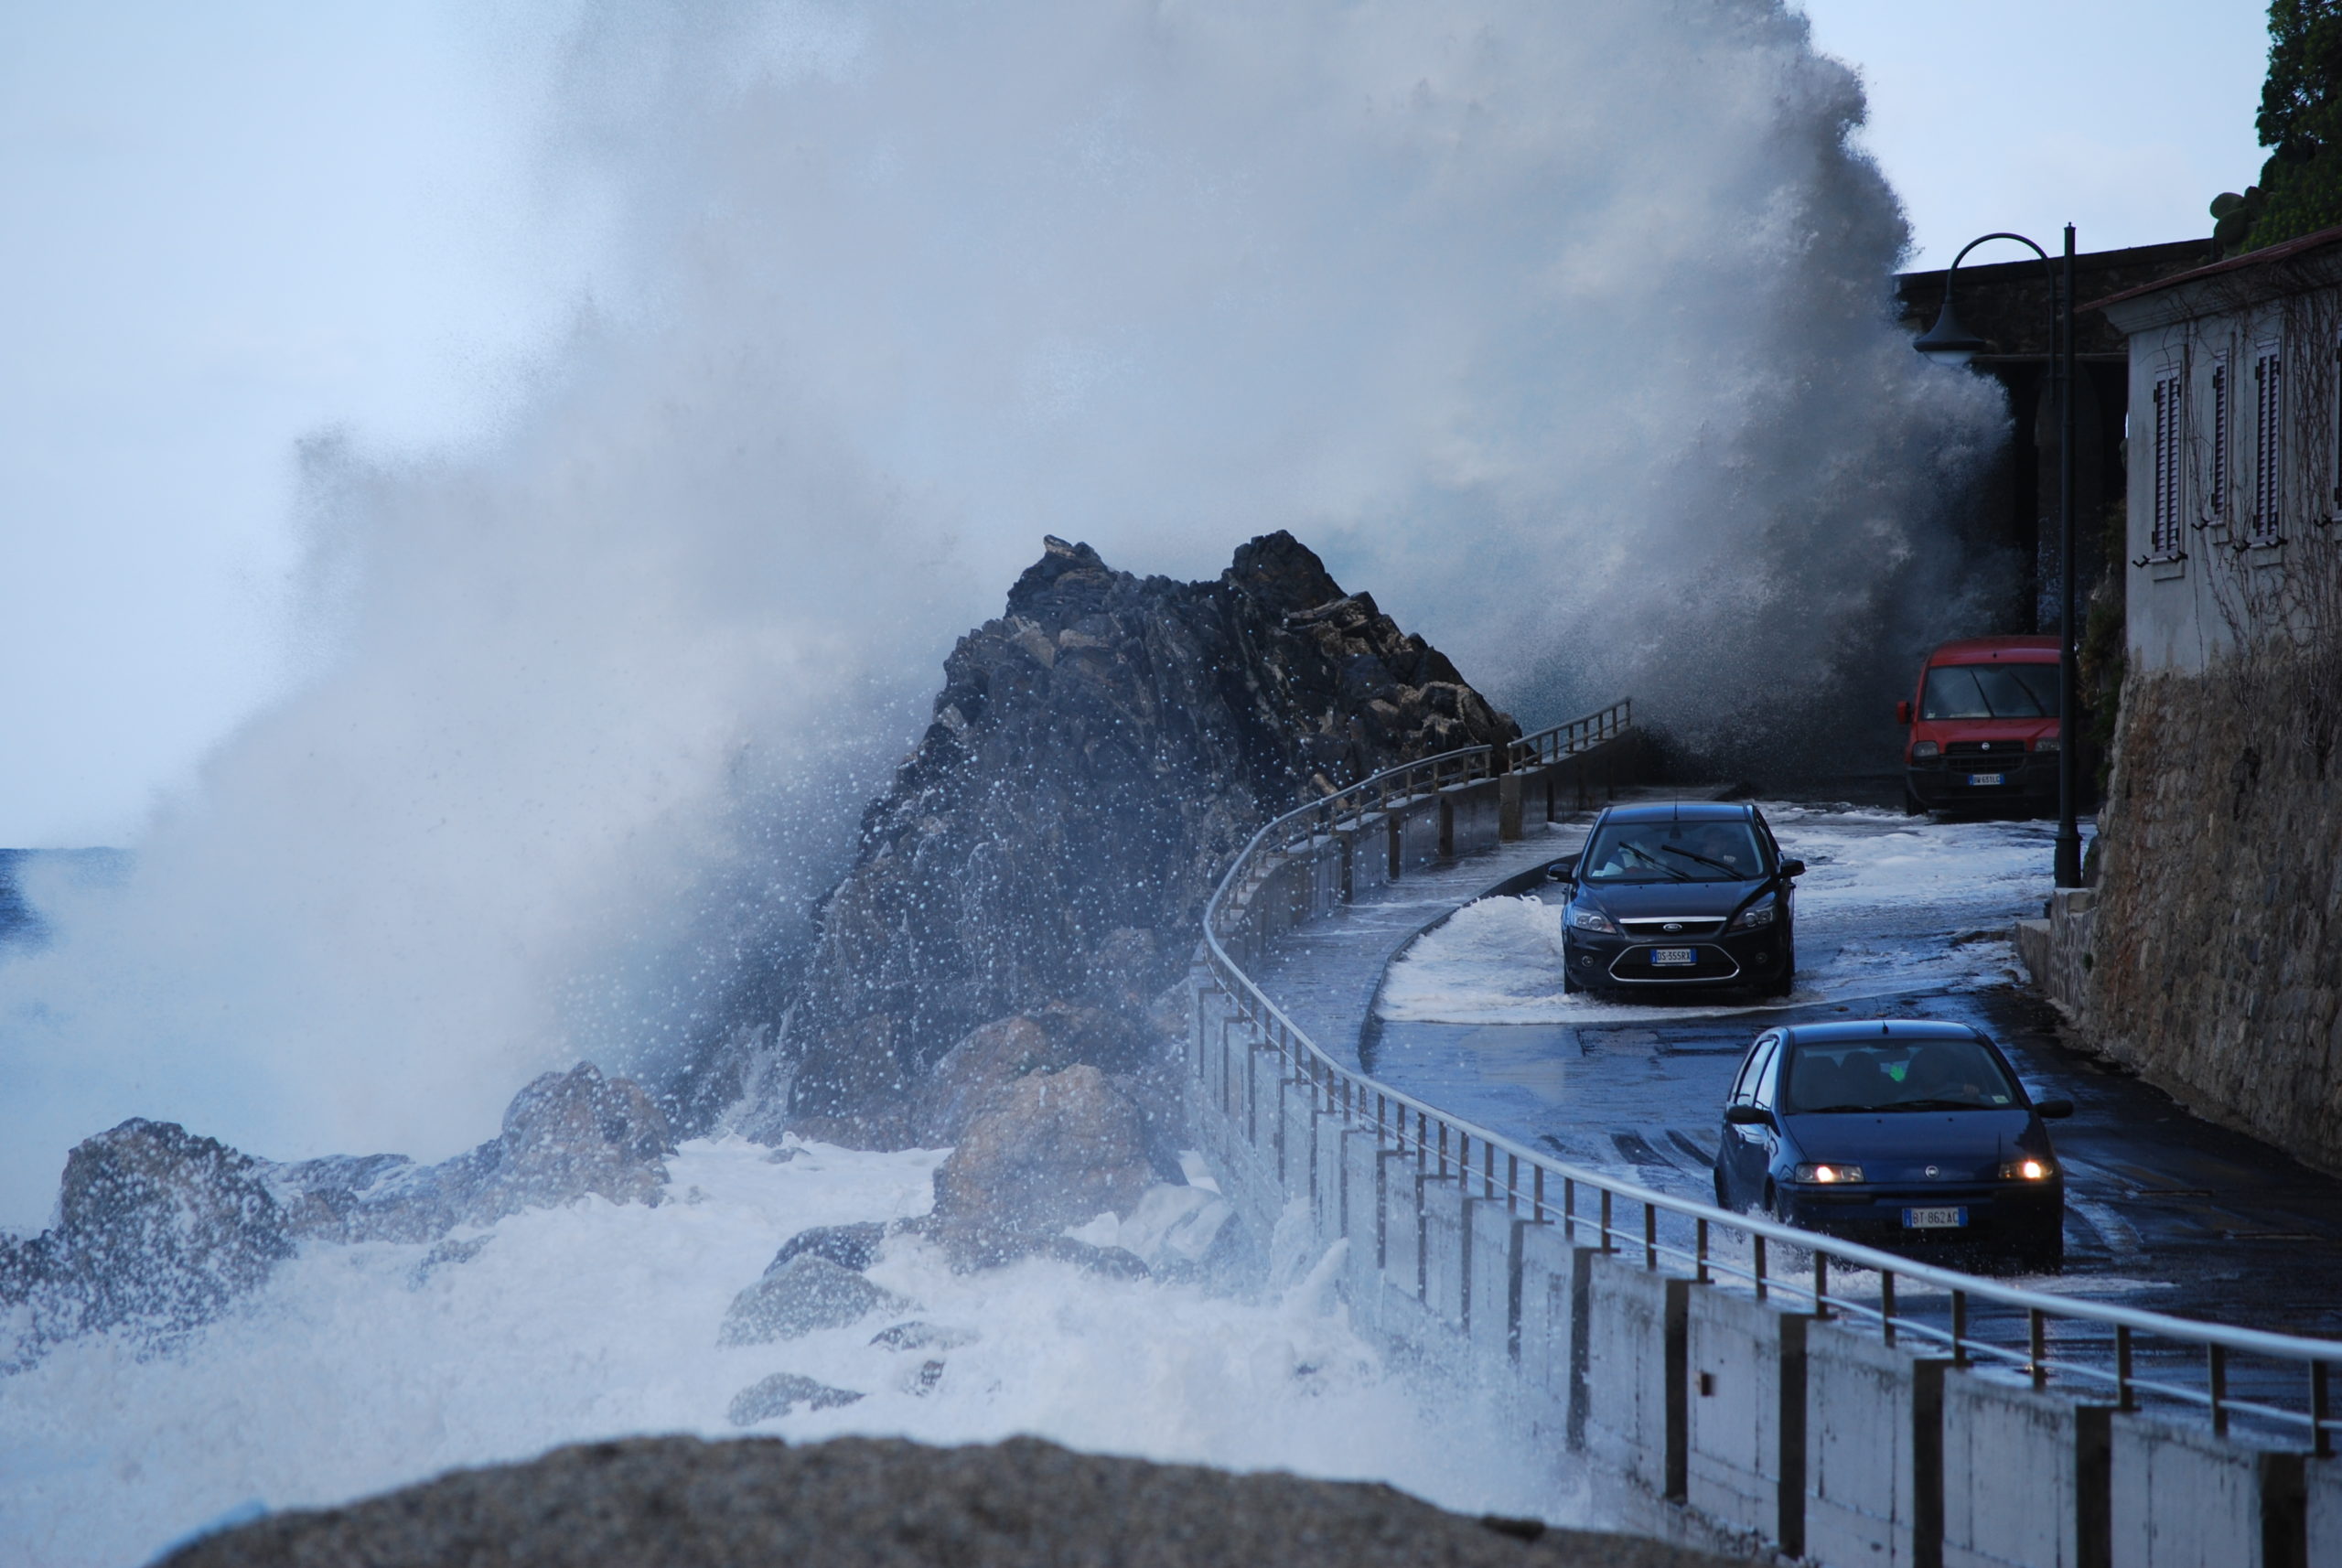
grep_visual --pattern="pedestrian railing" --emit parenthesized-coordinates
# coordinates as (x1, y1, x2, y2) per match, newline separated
(1199, 700, 2342, 1454)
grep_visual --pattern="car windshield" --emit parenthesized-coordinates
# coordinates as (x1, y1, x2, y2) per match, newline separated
(1579, 820, 1766, 883)
(1920, 662, 2058, 720)
(1779, 1038, 2020, 1113)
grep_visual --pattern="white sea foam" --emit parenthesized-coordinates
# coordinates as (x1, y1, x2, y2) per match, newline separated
(0, 1139, 1568, 1566)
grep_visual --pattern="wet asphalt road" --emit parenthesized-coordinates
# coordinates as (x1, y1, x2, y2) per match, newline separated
(1359, 800, 2342, 1423)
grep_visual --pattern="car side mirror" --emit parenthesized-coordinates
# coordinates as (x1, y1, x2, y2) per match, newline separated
(2034, 1098, 2074, 1120)
(1778, 859, 1806, 879)
(1546, 854, 1578, 884)
(1724, 1104, 1773, 1126)
(1896, 700, 1913, 725)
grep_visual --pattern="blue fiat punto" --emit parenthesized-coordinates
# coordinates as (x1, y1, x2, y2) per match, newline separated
(1714, 1018, 2073, 1272)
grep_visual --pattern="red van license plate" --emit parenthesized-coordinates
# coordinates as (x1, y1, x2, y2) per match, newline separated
(1966, 772, 2005, 787)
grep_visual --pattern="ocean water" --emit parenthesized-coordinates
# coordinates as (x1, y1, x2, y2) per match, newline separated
(0, 1137, 1570, 1567)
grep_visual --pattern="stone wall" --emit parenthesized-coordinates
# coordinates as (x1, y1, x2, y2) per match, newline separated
(2084, 667, 2342, 1173)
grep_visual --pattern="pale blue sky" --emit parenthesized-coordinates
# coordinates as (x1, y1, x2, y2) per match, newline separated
(0, 1, 2277, 843)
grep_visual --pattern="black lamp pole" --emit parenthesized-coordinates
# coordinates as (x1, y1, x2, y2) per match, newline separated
(1913, 225, 2084, 889)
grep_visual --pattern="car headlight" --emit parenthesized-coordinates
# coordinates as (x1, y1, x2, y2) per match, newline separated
(2033, 737, 2060, 754)
(1729, 902, 1776, 930)
(1792, 1163, 1864, 1184)
(1912, 741, 1941, 761)
(1570, 908, 1618, 934)
(1999, 1158, 2056, 1181)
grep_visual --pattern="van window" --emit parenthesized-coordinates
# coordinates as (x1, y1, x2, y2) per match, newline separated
(1920, 663, 2059, 720)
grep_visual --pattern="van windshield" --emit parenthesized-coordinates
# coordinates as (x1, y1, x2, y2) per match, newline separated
(1780, 1038, 2020, 1113)
(1579, 820, 1766, 883)
(1921, 663, 2058, 720)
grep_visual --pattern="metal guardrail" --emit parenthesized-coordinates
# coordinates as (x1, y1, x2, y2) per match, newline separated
(1199, 699, 2342, 1455)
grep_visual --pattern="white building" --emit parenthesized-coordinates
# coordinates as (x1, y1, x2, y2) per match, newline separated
(2095, 225, 2342, 673)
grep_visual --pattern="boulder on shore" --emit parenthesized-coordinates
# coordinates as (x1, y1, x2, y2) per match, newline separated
(720, 1255, 909, 1346)
(0, 1119, 295, 1362)
(156, 1432, 1735, 1568)
(929, 1064, 1155, 1269)
(725, 1372, 865, 1426)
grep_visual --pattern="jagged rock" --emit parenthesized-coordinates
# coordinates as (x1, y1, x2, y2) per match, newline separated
(719, 1255, 910, 1346)
(682, 532, 1514, 1142)
(929, 1065, 1155, 1268)
(0, 1120, 295, 1362)
(406, 1235, 491, 1289)
(725, 1372, 865, 1426)
(765, 1221, 886, 1276)
(869, 1320, 979, 1352)
(156, 1432, 1736, 1567)
(1034, 1236, 1151, 1279)
(268, 1063, 675, 1245)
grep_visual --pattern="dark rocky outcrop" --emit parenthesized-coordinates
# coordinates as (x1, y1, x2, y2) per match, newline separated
(268, 1063, 676, 1245)
(690, 532, 1513, 1144)
(0, 1119, 294, 1362)
(719, 1255, 910, 1346)
(158, 1432, 1733, 1567)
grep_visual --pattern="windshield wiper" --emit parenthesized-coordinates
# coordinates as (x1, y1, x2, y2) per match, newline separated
(1619, 843, 1691, 880)
(1660, 843, 1746, 878)
(1878, 1097, 1992, 1112)
(1789, 1103, 1880, 1115)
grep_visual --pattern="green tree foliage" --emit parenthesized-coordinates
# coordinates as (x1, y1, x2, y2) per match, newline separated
(2240, 0, 2342, 250)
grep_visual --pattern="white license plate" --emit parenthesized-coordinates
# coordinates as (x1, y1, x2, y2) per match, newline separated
(1904, 1207, 1967, 1230)
(1967, 772, 2005, 787)
(1650, 948, 1695, 966)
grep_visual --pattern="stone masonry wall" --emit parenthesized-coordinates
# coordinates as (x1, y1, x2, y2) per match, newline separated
(2085, 667, 2342, 1172)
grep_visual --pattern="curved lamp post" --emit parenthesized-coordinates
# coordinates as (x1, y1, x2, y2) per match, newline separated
(1914, 225, 2083, 890)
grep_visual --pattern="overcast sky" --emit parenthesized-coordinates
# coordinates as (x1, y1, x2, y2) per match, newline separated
(0, 0, 2274, 845)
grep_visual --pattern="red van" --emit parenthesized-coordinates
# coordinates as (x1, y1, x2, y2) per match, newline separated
(1897, 636, 2062, 814)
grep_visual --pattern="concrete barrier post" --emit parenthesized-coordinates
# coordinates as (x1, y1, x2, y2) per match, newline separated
(2108, 1412, 2306, 1568)
(1518, 1221, 1588, 1434)
(1438, 796, 1456, 858)
(1685, 1287, 1810, 1556)
(1466, 1199, 1524, 1363)
(1581, 1255, 1692, 1501)
(1421, 1176, 1466, 1324)
(1279, 1083, 1316, 1198)
(1499, 773, 1523, 841)
(1380, 1151, 1424, 1305)
(1803, 1320, 1949, 1568)
(1940, 1371, 2111, 1568)
(2307, 1456, 2341, 1568)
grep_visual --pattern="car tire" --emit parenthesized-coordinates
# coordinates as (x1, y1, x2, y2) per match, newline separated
(2014, 1226, 2066, 1275)
(1904, 784, 1927, 817)
(1763, 946, 1795, 997)
(1713, 1169, 1730, 1210)
(1563, 969, 1583, 995)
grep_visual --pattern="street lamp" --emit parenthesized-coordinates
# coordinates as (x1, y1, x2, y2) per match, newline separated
(1914, 226, 2084, 889)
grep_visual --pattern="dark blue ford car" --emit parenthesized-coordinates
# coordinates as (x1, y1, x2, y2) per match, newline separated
(1713, 1019, 2072, 1272)
(1553, 801, 1802, 996)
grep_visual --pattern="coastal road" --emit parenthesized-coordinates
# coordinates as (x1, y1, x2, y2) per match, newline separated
(1316, 800, 2342, 1423)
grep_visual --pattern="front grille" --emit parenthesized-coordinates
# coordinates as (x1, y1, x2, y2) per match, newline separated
(1942, 740, 2035, 761)
(1619, 918, 1725, 939)
(1606, 945, 1741, 983)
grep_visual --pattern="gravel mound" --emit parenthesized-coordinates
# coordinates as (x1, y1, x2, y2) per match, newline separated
(159, 1434, 1732, 1568)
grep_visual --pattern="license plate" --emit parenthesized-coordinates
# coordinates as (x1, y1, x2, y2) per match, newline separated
(1966, 772, 2005, 787)
(1650, 948, 1695, 966)
(1904, 1207, 1967, 1230)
